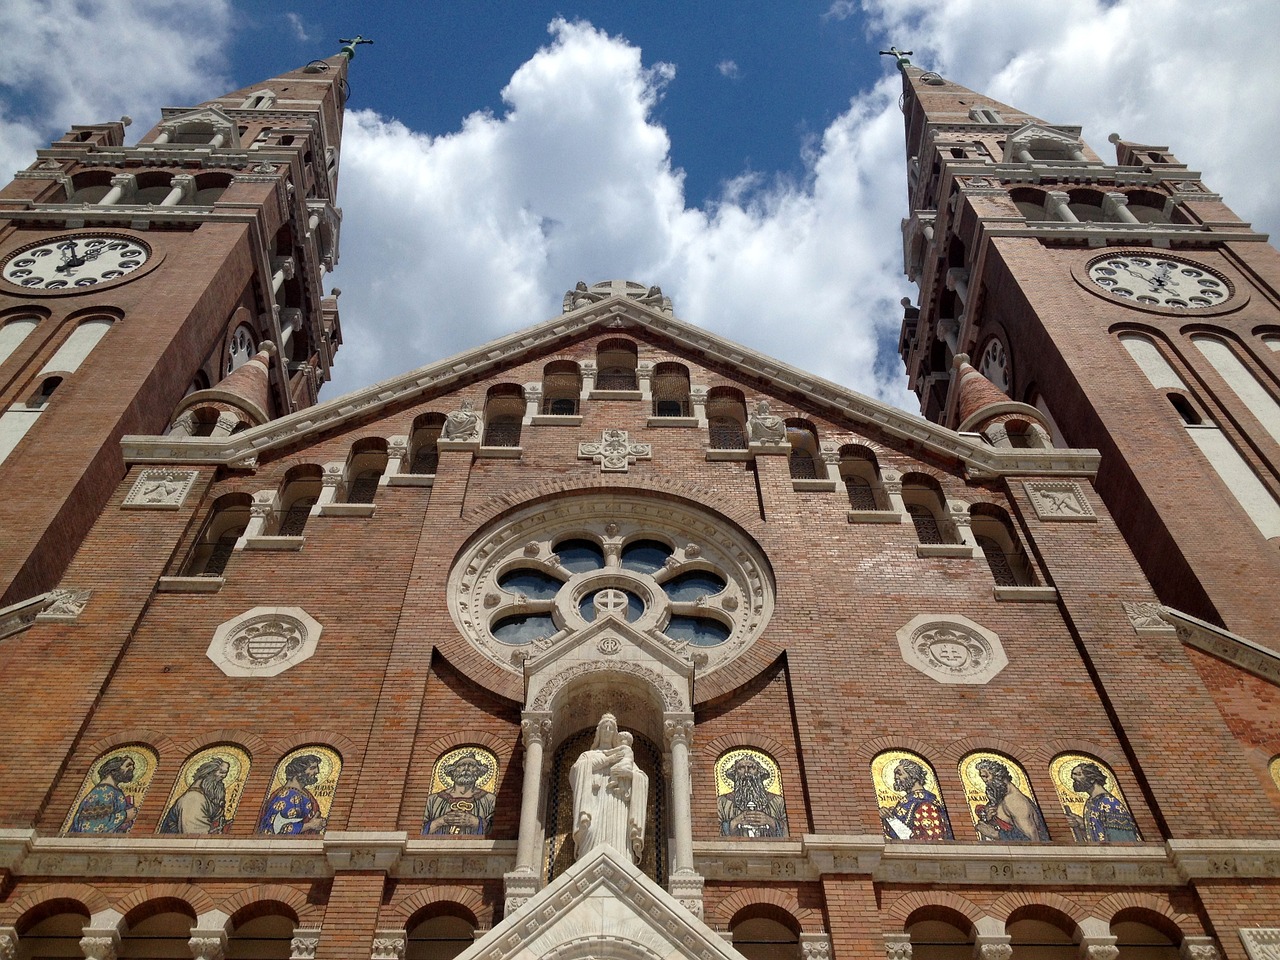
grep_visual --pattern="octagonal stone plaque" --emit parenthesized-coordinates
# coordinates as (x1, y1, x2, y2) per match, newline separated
(207, 606, 322, 678)
(896, 613, 1006, 685)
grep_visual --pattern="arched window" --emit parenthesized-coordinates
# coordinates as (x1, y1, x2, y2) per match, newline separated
(541, 360, 581, 415)
(345, 439, 387, 504)
(1124, 189, 1171, 224)
(839, 444, 884, 510)
(278, 466, 322, 536)
(0, 316, 39, 368)
(902, 475, 952, 544)
(1193, 334, 1280, 447)
(67, 171, 114, 203)
(39, 317, 114, 376)
(596, 338, 638, 390)
(194, 172, 233, 205)
(1010, 187, 1049, 220)
(227, 912, 296, 960)
(15, 904, 89, 960)
(132, 171, 173, 205)
(27, 376, 62, 409)
(1111, 913, 1182, 960)
(706, 387, 747, 449)
(184, 493, 252, 577)
(409, 413, 445, 474)
(905, 912, 974, 960)
(1066, 187, 1106, 222)
(1008, 911, 1080, 960)
(226, 323, 257, 375)
(119, 904, 196, 959)
(730, 915, 800, 960)
(651, 362, 691, 417)
(483, 385, 524, 447)
(407, 907, 478, 960)
(785, 420, 821, 480)
(970, 507, 1033, 586)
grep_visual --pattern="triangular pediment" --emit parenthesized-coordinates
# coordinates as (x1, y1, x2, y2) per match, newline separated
(462, 847, 747, 960)
(524, 613, 695, 715)
(121, 289, 1101, 479)
(1002, 122, 1083, 161)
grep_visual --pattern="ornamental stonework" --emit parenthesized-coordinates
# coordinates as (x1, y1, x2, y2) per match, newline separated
(123, 469, 199, 509)
(577, 428, 652, 472)
(896, 614, 1006, 685)
(1023, 480, 1097, 521)
(207, 606, 322, 678)
(1240, 930, 1280, 960)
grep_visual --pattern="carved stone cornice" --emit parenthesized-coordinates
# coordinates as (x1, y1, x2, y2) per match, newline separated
(322, 831, 406, 872)
(1167, 839, 1280, 880)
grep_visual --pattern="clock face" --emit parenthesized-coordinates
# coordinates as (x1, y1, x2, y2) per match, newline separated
(978, 338, 1011, 393)
(2, 235, 150, 290)
(1088, 255, 1229, 309)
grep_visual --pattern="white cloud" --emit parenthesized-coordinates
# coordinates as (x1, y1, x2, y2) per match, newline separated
(328, 18, 915, 407)
(717, 59, 741, 80)
(823, 1, 859, 21)
(0, 0, 233, 178)
(285, 12, 312, 43)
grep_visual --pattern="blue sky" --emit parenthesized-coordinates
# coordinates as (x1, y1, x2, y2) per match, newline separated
(2, 1, 1279, 409)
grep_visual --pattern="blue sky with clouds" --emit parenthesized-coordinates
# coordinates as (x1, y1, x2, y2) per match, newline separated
(2, 1, 1279, 410)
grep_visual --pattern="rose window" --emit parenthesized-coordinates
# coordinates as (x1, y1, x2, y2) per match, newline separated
(448, 495, 775, 676)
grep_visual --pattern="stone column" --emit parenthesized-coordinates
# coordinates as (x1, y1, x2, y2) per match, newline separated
(1069, 146, 1086, 161)
(210, 132, 226, 148)
(1103, 193, 1140, 224)
(947, 500, 979, 554)
(272, 257, 295, 294)
(317, 463, 345, 508)
(211, 414, 240, 439)
(690, 387, 709, 428)
(161, 174, 195, 207)
(637, 362, 654, 403)
(1045, 191, 1078, 223)
(1015, 146, 1034, 164)
(151, 130, 171, 144)
(522, 383, 542, 424)
(664, 714, 695, 874)
(241, 491, 277, 542)
(579, 361, 597, 399)
(514, 713, 552, 873)
(821, 445, 842, 484)
(384, 437, 409, 481)
(98, 174, 136, 206)
(946, 268, 970, 308)
(881, 469, 908, 523)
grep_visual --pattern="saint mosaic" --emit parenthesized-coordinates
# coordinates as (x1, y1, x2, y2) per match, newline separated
(1050, 753, 1141, 842)
(873, 750, 954, 841)
(256, 746, 341, 835)
(423, 747, 498, 836)
(959, 752, 1050, 842)
(157, 745, 250, 835)
(62, 745, 158, 834)
(716, 748, 788, 838)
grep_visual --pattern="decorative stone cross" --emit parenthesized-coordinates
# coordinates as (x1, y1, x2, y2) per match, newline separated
(578, 428, 652, 473)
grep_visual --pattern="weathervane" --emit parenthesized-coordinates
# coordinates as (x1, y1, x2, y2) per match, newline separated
(339, 35, 374, 61)
(879, 46, 913, 72)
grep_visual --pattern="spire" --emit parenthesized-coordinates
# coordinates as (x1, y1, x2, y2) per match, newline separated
(171, 343, 277, 434)
(952, 354, 1051, 438)
(898, 63, 1046, 164)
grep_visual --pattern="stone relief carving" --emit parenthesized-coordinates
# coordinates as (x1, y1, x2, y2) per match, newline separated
(1240, 930, 1280, 960)
(531, 661, 684, 712)
(1122, 600, 1172, 634)
(289, 933, 320, 960)
(577, 429, 652, 472)
(371, 932, 407, 960)
(570, 714, 648, 863)
(207, 606, 322, 678)
(1023, 480, 1097, 521)
(79, 937, 118, 960)
(188, 936, 226, 960)
(123, 469, 199, 509)
(37, 588, 92, 621)
(896, 614, 1007, 685)
(562, 279, 674, 315)
(801, 935, 833, 960)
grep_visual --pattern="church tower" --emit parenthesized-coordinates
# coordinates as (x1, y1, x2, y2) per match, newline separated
(892, 54, 1280, 645)
(0, 53, 348, 606)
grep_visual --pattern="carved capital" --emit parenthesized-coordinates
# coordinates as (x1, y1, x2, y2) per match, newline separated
(188, 935, 226, 960)
(521, 714, 553, 748)
(0, 928, 15, 960)
(387, 441, 409, 459)
(289, 931, 320, 960)
(1181, 938, 1220, 960)
(370, 931, 406, 960)
(664, 716, 695, 748)
(977, 942, 1013, 960)
(885, 934, 913, 960)
(801, 934, 832, 960)
(80, 936, 119, 960)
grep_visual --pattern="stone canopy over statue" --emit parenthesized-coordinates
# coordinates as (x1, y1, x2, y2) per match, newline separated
(570, 714, 649, 863)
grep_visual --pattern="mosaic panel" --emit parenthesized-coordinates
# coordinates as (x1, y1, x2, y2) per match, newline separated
(1050, 753, 1142, 842)
(62, 744, 158, 834)
(256, 746, 341, 835)
(423, 746, 498, 836)
(156, 744, 251, 835)
(715, 748, 789, 838)
(873, 750, 954, 841)
(958, 751, 1050, 842)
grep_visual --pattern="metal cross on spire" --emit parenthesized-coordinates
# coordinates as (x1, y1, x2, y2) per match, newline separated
(879, 46, 913, 72)
(339, 35, 374, 61)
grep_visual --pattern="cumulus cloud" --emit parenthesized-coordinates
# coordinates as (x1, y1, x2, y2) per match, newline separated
(328, 18, 913, 406)
(717, 59, 741, 80)
(285, 12, 312, 43)
(0, 0, 233, 178)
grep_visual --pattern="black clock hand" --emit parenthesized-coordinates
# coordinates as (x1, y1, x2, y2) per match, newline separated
(56, 241, 85, 273)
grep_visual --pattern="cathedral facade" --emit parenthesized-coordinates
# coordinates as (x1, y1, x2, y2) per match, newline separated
(0, 48, 1277, 960)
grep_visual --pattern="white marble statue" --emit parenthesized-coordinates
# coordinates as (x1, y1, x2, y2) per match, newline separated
(747, 400, 786, 443)
(570, 714, 648, 863)
(442, 399, 481, 441)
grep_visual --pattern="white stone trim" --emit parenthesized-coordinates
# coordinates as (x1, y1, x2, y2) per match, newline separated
(1240, 929, 1280, 960)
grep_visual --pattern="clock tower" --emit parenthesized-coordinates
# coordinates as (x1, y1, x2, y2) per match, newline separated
(894, 57, 1280, 646)
(0, 52, 349, 606)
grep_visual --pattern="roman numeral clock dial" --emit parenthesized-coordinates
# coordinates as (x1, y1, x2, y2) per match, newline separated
(2, 235, 150, 291)
(1087, 253, 1231, 309)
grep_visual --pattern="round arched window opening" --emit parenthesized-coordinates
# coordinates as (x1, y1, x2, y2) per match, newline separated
(448, 494, 775, 677)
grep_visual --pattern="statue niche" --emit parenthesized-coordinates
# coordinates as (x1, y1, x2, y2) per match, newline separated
(570, 714, 649, 863)
(545, 719, 666, 885)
